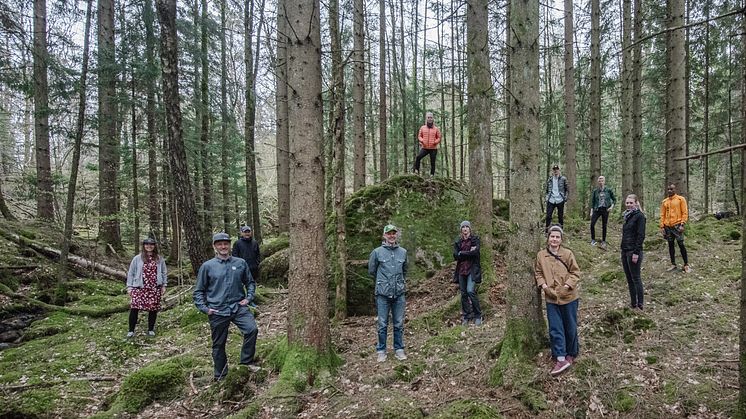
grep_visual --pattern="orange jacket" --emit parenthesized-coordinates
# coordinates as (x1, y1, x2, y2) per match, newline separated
(659, 194, 689, 228)
(418, 125, 441, 149)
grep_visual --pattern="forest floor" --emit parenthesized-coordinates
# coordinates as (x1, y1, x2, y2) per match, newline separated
(0, 214, 742, 418)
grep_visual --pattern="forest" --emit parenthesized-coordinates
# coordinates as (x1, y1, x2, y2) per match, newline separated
(0, 0, 745, 417)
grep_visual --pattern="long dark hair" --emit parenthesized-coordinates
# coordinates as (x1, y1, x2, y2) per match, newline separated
(140, 242, 160, 261)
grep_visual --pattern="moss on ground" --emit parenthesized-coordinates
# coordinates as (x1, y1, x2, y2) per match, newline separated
(432, 399, 502, 418)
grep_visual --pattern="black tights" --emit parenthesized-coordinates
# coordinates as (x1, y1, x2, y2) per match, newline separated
(129, 309, 158, 332)
(667, 239, 688, 265)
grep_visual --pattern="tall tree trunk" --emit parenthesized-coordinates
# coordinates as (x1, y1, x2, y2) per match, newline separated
(399, 0, 408, 172)
(589, 0, 601, 194)
(631, 0, 643, 207)
(437, 3, 448, 178)
(220, 0, 231, 233)
(33, 0, 54, 220)
(275, 0, 290, 233)
(0, 175, 14, 220)
(60, 0, 93, 282)
(245, 0, 265, 242)
(131, 64, 140, 247)
(739, 4, 746, 411)
(285, 0, 331, 352)
(467, 0, 493, 264)
(621, 0, 633, 198)
(450, 0, 457, 179)
(98, 0, 122, 251)
(156, 0, 210, 275)
(563, 0, 577, 211)
(191, 0, 203, 222)
(200, 0, 212, 230)
(144, 0, 161, 241)
(665, 0, 687, 192)
(504, 2, 512, 200)
(352, 0, 366, 190)
(330, 0, 348, 320)
(703, 3, 710, 213)
(494, 0, 545, 385)
(379, 0, 388, 181)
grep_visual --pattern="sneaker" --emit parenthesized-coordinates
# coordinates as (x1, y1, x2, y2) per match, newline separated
(566, 355, 575, 364)
(376, 351, 386, 363)
(461, 319, 469, 326)
(550, 360, 572, 376)
(147, 331, 156, 337)
(474, 317, 483, 326)
(666, 265, 679, 272)
(590, 240, 597, 246)
(126, 331, 135, 338)
(240, 363, 262, 372)
(394, 349, 407, 361)
(600, 241, 607, 250)
(682, 264, 691, 273)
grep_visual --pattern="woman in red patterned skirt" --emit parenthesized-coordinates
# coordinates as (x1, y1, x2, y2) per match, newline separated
(126, 237, 168, 337)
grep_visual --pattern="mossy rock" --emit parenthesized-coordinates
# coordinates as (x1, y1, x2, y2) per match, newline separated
(259, 247, 288, 287)
(261, 234, 289, 259)
(103, 356, 194, 415)
(598, 270, 624, 284)
(342, 175, 470, 315)
(433, 399, 502, 418)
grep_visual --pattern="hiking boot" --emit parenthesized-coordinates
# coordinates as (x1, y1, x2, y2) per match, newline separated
(590, 240, 597, 246)
(682, 264, 691, 273)
(126, 331, 135, 338)
(376, 351, 387, 363)
(474, 317, 483, 326)
(550, 360, 571, 376)
(666, 265, 679, 272)
(394, 349, 407, 361)
(147, 331, 156, 337)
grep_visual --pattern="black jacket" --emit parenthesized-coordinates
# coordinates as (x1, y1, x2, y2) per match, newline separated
(232, 238, 261, 270)
(621, 209, 646, 254)
(453, 234, 482, 283)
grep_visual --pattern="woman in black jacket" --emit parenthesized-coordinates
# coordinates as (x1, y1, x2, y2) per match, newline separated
(453, 221, 483, 325)
(621, 194, 646, 310)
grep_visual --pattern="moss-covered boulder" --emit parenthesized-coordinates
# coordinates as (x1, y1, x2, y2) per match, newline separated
(259, 247, 289, 287)
(340, 175, 470, 315)
(261, 234, 289, 259)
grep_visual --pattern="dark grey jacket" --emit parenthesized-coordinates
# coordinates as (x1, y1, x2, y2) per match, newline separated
(545, 175, 569, 203)
(193, 256, 256, 316)
(368, 243, 408, 298)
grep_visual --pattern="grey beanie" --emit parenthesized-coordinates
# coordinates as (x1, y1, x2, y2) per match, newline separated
(547, 224, 564, 237)
(460, 220, 471, 229)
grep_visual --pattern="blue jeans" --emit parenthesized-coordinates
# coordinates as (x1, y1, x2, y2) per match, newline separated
(621, 251, 644, 308)
(546, 299, 579, 359)
(376, 294, 405, 351)
(458, 273, 481, 320)
(208, 305, 258, 379)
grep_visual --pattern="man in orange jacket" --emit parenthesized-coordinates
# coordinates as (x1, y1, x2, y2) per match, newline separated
(660, 184, 691, 273)
(413, 112, 441, 176)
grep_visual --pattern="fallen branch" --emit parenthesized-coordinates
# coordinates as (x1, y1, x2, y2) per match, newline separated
(1, 375, 116, 391)
(0, 228, 126, 281)
(673, 142, 746, 161)
(0, 283, 129, 317)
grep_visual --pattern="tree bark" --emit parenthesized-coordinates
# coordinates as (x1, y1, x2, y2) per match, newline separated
(352, 0, 366, 190)
(563, 0, 577, 211)
(466, 0, 493, 267)
(156, 0, 210, 275)
(97, 0, 122, 251)
(200, 0, 212, 231)
(378, 0, 388, 181)
(144, 0, 161, 241)
(285, 0, 331, 351)
(33, 0, 54, 221)
(738, 5, 746, 413)
(245, 0, 265, 243)
(665, 0, 687, 192)
(220, 0, 231, 233)
(589, 0, 601, 196)
(495, 0, 545, 385)
(504, 2, 512, 200)
(0, 175, 15, 221)
(702, 4, 711, 213)
(275, 0, 290, 233)
(621, 0, 633, 198)
(631, 0, 644, 207)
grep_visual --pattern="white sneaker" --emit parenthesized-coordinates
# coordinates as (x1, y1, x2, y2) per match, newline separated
(394, 349, 407, 360)
(376, 351, 387, 362)
(126, 331, 135, 338)
(147, 331, 156, 337)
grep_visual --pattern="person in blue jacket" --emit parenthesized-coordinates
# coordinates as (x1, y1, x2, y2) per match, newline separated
(453, 221, 483, 326)
(194, 232, 258, 381)
(369, 224, 408, 363)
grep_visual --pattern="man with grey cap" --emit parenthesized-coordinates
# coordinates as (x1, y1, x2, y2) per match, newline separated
(368, 224, 408, 362)
(194, 232, 258, 380)
(453, 221, 483, 325)
(545, 165, 569, 230)
(232, 225, 261, 281)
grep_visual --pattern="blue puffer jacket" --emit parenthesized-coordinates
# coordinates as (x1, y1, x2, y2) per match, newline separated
(368, 243, 408, 298)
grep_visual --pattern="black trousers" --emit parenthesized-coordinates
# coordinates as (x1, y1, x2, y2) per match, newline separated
(590, 207, 609, 241)
(546, 201, 565, 229)
(414, 148, 437, 175)
(129, 309, 158, 332)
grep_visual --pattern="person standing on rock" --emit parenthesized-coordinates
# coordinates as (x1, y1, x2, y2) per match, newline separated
(126, 237, 167, 337)
(413, 112, 441, 177)
(535, 225, 581, 376)
(232, 225, 261, 282)
(621, 194, 646, 310)
(194, 232, 259, 381)
(453, 221, 483, 326)
(368, 224, 408, 363)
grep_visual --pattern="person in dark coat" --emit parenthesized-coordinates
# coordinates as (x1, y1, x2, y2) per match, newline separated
(621, 194, 646, 310)
(232, 225, 261, 281)
(453, 221, 483, 326)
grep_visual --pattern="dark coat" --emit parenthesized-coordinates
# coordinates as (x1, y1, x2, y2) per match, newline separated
(621, 209, 646, 254)
(231, 237, 261, 271)
(453, 234, 482, 283)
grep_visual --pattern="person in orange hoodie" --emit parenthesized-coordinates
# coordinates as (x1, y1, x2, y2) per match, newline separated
(413, 112, 441, 176)
(660, 184, 691, 273)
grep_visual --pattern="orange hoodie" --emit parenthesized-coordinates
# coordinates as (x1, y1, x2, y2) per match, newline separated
(418, 125, 441, 149)
(659, 194, 689, 228)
